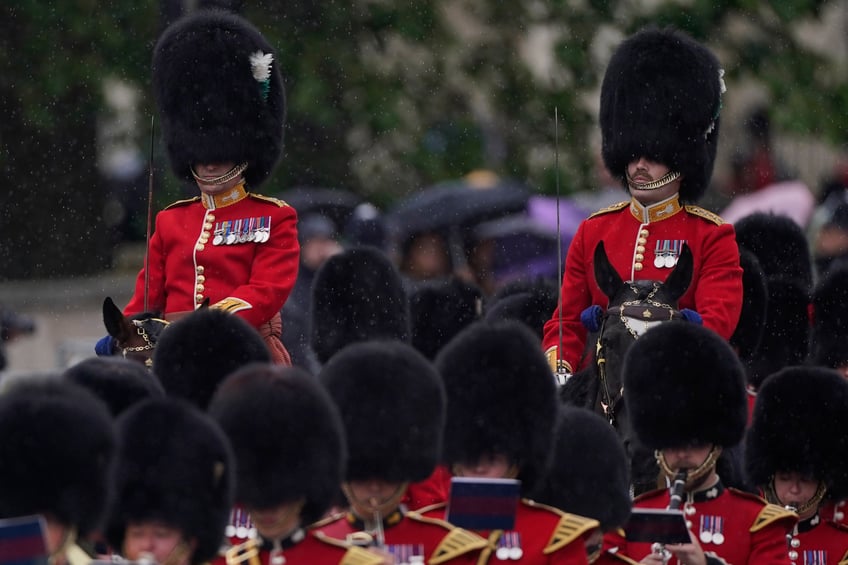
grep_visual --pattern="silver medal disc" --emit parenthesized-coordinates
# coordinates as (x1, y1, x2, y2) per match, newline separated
(226, 233, 237, 245)
(495, 547, 510, 561)
(712, 532, 724, 545)
(509, 547, 523, 560)
(699, 530, 712, 544)
(213, 234, 223, 246)
(654, 255, 665, 268)
(664, 254, 677, 268)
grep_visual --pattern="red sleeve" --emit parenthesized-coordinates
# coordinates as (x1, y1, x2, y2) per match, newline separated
(542, 220, 592, 370)
(124, 213, 167, 316)
(746, 517, 796, 565)
(222, 204, 300, 327)
(692, 222, 743, 340)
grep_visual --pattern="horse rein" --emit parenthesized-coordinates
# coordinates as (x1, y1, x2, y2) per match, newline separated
(120, 318, 169, 368)
(595, 282, 683, 425)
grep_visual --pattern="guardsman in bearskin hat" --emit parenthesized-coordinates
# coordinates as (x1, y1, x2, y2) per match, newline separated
(605, 322, 796, 565)
(123, 9, 298, 364)
(207, 364, 387, 565)
(429, 320, 600, 564)
(734, 212, 814, 391)
(152, 307, 270, 410)
(63, 356, 164, 417)
(745, 366, 848, 564)
(542, 27, 742, 376)
(310, 246, 410, 365)
(532, 406, 632, 564)
(314, 340, 488, 564)
(105, 397, 234, 565)
(0, 378, 115, 565)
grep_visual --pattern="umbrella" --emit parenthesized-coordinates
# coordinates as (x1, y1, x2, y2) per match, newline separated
(387, 172, 530, 241)
(276, 186, 363, 231)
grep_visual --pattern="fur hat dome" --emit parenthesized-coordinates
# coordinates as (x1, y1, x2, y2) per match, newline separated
(209, 364, 346, 524)
(153, 9, 285, 186)
(623, 322, 746, 450)
(600, 27, 724, 202)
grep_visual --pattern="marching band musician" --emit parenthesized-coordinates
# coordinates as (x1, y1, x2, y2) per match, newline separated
(430, 321, 601, 564)
(105, 398, 234, 565)
(123, 9, 299, 364)
(314, 341, 488, 564)
(208, 364, 388, 565)
(603, 322, 796, 565)
(745, 366, 848, 565)
(542, 27, 742, 376)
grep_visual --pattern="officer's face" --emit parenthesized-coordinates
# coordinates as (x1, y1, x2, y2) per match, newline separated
(626, 157, 682, 205)
(773, 471, 820, 515)
(123, 520, 191, 565)
(344, 479, 408, 519)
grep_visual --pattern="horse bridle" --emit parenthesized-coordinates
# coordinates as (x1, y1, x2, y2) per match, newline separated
(595, 282, 683, 425)
(120, 318, 169, 367)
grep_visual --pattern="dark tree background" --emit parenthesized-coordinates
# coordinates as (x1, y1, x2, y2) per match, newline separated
(0, 0, 842, 279)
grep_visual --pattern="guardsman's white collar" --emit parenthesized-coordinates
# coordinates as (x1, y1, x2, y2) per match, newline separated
(629, 193, 682, 223)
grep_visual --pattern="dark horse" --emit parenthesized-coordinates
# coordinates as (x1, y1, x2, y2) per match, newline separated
(102, 297, 169, 368)
(560, 240, 693, 493)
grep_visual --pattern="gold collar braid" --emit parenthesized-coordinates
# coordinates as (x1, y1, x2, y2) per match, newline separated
(626, 169, 681, 192)
(656, 446, 722, 490)
(764, 479, 827, 516)
(191, 162, 249, 186)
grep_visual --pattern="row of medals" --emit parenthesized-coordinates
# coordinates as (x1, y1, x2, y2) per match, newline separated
(496, 531, 523, 561)
(653, 240, 685, 268)
(212, 217, 272, 246)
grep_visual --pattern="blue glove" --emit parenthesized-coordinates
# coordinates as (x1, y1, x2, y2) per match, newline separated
(95, 335, 115, 356)
(680, 308, 703, 325)
(580, 305, 604, 332)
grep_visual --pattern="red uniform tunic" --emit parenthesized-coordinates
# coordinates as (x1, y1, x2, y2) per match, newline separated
(784, 514, 848, 565)
(422, 499, 598, 564)
(313, 508, 487, 564)
(823, 501, 848, 528)
(542, 195, 742, 372)
(212, 527, 384, 565)
(603, 482, 796, 565)
(124, 184, 299, 330)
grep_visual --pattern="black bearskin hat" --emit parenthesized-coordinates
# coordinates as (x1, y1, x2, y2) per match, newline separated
(745, 366, 848, 499)
(600, 27, 724, 202)
(811, 263, 848, 369)
(153, 308, 270, 410)
(623, 322, 746, 450)
(63, 356, 164, 417)
(107, 398, 234, 564)
(410, 277, 482, 359)
(730, 249, 768, 363)
(484, 277, 559, 340)
(310, 246, 410, 365)
(435, 320, 558, 494)
(734, 212, 813, 289)
(209, 364, 346, 524)
(153, 9, 285, 187)
(0, 378, 115, 537)
(533, 406, 631, 531)
(319, 340, 444, 483)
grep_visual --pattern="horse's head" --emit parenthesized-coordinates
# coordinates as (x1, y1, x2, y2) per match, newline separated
(590, 241, 693, 424)
(102, 297, 169, 368)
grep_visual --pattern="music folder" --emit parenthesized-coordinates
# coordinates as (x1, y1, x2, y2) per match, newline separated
(0, 515, 48, 565)
(445, 477, 521, 531)
(624, 508, 691, 545)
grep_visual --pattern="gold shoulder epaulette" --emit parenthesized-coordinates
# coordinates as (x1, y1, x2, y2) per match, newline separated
(164, 196, 201, 210)
(224, 538, 261, 565)
(684, 204, 725, 225)
(307, 511, 347, 529)
(339, 546, 390, 565)
(543, 512, 600, 555)
(249, 193, 289, 207)
(414, 501, 447, 515)
(588, 201, 629, 219)
(750, 503, 798, 533)
(429, 527, 488, 564)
